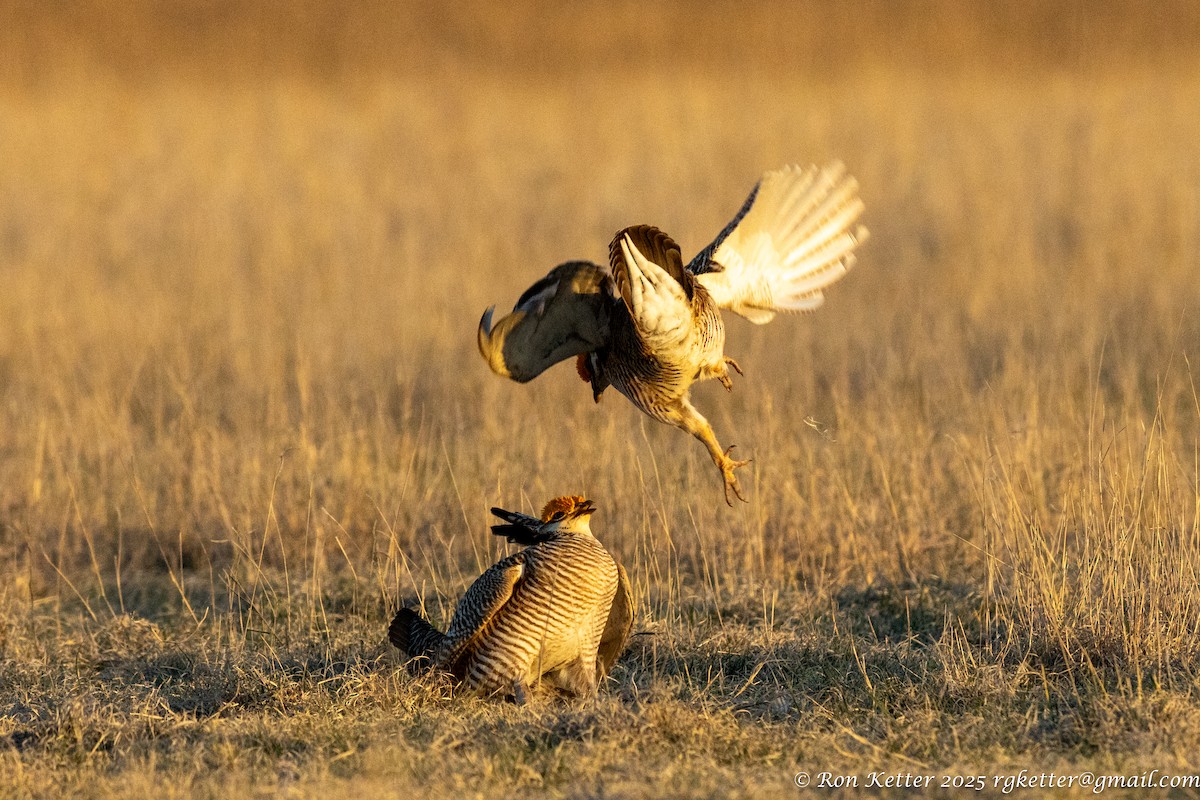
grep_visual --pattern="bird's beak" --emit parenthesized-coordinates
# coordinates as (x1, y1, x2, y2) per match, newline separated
(574, 499, 597, 517)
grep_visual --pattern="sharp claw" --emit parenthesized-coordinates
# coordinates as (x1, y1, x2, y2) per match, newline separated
(722, 472, 748, 505)
(719, 446, 751, 505)
(717, 358, 742, 393)
(723, 445, 752, 465)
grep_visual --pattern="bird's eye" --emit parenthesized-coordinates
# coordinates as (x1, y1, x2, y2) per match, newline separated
(550, 511, 566, 522)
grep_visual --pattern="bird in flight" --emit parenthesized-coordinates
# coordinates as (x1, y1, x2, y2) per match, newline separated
(389, 495, 633, 702)
(478, 163, 867, 504)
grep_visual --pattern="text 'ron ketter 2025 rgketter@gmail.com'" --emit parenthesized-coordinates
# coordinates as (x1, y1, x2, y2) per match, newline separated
(793, 769, 1200, 793)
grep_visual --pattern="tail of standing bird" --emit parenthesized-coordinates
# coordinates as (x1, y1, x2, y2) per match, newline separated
(389, 608, 446, 671)
(695, 162, 869, 324)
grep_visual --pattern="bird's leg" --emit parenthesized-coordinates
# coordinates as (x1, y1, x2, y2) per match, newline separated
(512, 679, 529, 706)
(716, 356, 744, 392)
(675, 397, 751, 505)
(553, 658, 599, 700)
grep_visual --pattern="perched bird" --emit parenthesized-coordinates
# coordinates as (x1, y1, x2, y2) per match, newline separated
(478, 163, 868, 504)
(389, 495, 632, 702)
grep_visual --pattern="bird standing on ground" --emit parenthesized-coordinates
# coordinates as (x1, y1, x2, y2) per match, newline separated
(389, 495, 633, 702)
(477, 163, 868, 504)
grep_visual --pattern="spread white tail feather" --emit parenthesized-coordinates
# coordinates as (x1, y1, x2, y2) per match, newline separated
(696, 163, 869, 324)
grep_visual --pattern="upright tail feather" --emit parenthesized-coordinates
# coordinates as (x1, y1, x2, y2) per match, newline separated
(491, 523, 553, 546)
(388, 608, 445, 672)
(489, 506, 553, 546)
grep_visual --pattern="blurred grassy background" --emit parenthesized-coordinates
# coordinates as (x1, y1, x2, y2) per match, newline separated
(3, 0, 1199, 84)
(2, 1, 1200, 795)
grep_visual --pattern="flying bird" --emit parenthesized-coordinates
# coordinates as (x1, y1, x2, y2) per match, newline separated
(389, 495, 633, 702)
(478, 163, 867, 504)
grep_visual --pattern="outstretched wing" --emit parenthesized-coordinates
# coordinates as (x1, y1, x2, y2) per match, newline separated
(478, 261, 614, 383)
(686, 183, 759, 277)
(689, 163, 868, 324)
(489, 506, 555, 546)
(608, 225, 696, 353)
(438, 552, 528, 675)
(596, 562, 634, 679)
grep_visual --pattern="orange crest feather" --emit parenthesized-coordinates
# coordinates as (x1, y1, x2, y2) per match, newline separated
(540, 495, 587, 521)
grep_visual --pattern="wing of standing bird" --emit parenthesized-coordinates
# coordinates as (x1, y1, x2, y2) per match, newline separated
(436, 552, 529, 676)
(596, 562, 634, 679)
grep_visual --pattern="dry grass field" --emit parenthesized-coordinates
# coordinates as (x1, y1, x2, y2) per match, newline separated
(2, 1, 1200, 797)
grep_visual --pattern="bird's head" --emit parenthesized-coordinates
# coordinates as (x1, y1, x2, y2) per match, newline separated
(539, 495, 597, 534)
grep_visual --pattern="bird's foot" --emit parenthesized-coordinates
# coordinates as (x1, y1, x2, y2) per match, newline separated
(719, 445, 752, 506)
(717, 357, 744, 392)
(512, 680, 529, 706)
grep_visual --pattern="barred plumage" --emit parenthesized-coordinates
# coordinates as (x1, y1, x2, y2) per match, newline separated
(478, 163, 868, 505)
(389, 496, 632, 701)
